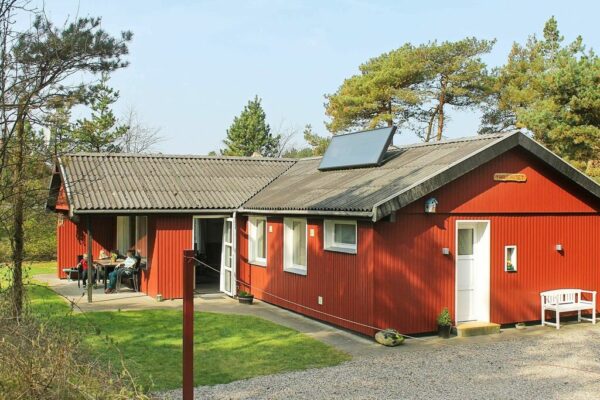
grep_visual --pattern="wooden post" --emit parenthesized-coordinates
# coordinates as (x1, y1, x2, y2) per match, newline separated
(87, 215, 93, 303)
(182, 249, 195, 400)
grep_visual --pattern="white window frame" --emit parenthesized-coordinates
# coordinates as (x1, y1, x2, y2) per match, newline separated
(248, 216, 267, 267)
(283, 217, 307, 276)
(324, 219, 357, 254)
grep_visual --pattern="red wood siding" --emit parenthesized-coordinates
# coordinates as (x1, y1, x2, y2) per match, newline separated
(373, 148, 600, 334)
(55, 183, 69, 211)
(140, 216, 158, 296)
(401, 148, 600, 214)
(237, 216, 375, 335)
(56, 215, 116, 278)
(373, 214, 600, 334)
(151, 215, 192, 299)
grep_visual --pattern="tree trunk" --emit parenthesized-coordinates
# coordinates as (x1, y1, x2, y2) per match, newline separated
(436, 77, 447, 141)
(425, 106, 439, 143)
(11, 108, 25, 319)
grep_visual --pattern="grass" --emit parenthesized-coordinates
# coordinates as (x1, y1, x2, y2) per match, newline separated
(15, 261, 350, 391)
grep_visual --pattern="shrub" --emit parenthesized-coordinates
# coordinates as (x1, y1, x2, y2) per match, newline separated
(0, 289, 149, 399)
(436, 307, 452, 326)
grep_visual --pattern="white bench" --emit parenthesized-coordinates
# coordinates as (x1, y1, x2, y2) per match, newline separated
(540, 289, 596, 329)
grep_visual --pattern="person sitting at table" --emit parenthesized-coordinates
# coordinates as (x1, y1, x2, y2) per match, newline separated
(105, 250, 137, 294)
(78, 254, 96, 289)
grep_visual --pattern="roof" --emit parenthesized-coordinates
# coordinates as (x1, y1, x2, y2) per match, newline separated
(50, 153, 294, 213)
(242, 134, 508, 218)
(243, 132, 600, 220)
(48, 131, 600, 221)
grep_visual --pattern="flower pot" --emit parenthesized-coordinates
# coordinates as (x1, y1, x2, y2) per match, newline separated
(438, 324, 452, 338)
(238, 295, 254, 305)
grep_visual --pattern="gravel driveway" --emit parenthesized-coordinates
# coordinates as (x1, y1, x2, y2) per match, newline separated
(159, 324, 600, 400)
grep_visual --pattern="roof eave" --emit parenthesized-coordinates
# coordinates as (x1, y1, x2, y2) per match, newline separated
(239, 208, 373, 218)
(371, 132, 521, 221)
(517, 134, 600, 199)
(371, 132, 600, 222)
(72, 208, 237, 215)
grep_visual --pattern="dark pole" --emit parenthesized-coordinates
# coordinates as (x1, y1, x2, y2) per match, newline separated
(87, 215, 93, 303)
(182, 249, 195, 400)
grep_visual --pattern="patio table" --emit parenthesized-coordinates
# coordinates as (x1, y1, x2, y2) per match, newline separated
(95, 259, 125, 289)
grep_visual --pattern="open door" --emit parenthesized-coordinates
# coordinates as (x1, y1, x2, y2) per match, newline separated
(220, 217, 236, 296)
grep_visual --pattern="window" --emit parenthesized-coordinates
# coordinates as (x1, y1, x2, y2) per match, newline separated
(505, 245, 517, 272)
(116, 216, 131, 255)
(248, 216, 267, 266)
(116, 216, 148, 265)
(135, 216, 148, 266)
(324, 220, 357, 254)
(283, 218, 307, 275)
(457, 228, 474, 256)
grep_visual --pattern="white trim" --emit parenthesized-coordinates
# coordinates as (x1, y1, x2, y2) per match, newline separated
(191, 214, 236, 296)
(220, 217, 236, 295)
(248, 216, 267, 267)
(283, 217, 308, 276)
(232, 212, 237, 297)
(455, 220, 491, 323)
(324, 219, 357, 254)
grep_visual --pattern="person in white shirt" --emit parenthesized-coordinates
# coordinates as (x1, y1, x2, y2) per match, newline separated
(105, 250, 137, 293)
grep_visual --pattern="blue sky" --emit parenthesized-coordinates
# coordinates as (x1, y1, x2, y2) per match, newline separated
(40, 0, 599, 154)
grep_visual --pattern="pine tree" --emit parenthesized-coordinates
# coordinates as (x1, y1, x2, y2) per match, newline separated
(324, 39, 494, 140)
(222, 96, 280, 157)
(481, 17, 600, 169)
(71, 73, 128, 152)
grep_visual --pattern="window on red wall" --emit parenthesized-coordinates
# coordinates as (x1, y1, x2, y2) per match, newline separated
(248, 216, 267, 266)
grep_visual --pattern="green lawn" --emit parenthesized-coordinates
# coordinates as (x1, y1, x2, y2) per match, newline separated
(21, 262, 350, 391)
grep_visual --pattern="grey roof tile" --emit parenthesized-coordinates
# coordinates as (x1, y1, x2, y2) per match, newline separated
(241, 134, 508, 212)
(60, 154, 294, 211)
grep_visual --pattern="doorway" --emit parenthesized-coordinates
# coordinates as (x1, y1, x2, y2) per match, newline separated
(455, 220, 490, 323)
(192, 216, 236, 295)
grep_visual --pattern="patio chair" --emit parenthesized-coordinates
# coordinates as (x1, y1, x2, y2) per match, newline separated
(62, 255, 83, 285)
(116, 256, 141, 293)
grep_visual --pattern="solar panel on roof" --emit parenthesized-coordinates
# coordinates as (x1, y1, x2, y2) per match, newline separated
(318, 126, 396, 171)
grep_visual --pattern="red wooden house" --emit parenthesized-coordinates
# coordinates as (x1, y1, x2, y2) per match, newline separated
(47, 131, 600, 335)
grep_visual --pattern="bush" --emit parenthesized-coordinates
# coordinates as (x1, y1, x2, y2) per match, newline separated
(0, 289, 149, 399)
(0, 210, 56, 263)
(436, 307, 452, 326)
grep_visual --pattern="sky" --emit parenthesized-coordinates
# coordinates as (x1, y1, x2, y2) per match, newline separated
(34, 0, 600, 154)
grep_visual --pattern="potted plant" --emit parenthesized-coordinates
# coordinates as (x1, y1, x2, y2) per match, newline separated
(437, 307, 452, 338)
(506, 260, 515, 272)
(237, 290, 254, 305)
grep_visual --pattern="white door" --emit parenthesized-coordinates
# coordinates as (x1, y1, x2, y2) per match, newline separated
(220, 218, 235, 295)
(456, 225, 476, 322)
